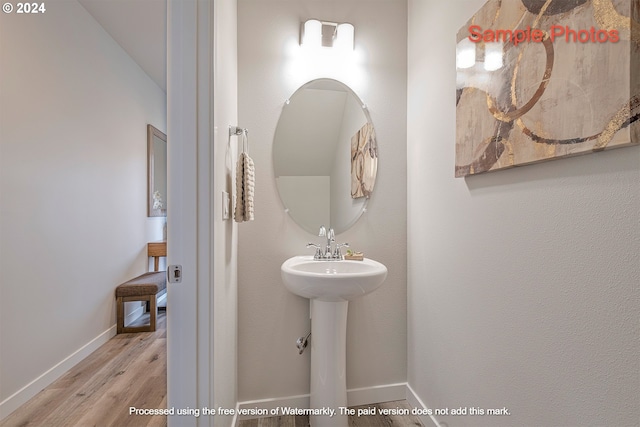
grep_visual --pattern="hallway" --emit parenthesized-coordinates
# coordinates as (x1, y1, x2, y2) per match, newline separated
(0, 313, 167, 427)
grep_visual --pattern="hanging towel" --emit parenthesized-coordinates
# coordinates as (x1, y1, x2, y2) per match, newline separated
(234, 152, 255, 222)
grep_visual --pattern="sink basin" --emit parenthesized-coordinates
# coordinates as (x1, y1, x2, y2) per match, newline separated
(281, 255, 387, 302)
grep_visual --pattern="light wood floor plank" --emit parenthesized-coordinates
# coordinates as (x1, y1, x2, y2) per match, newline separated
(42, 335, 160, 426)
(0, 313, 167, 427)
(235, 400, 423, 427)
(145, 396, 169, 427)
(71, 338, 166, 427)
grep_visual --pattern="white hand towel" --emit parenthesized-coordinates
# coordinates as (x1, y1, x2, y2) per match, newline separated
(234, 152, 255, 222)
(243, 153, 255, 221)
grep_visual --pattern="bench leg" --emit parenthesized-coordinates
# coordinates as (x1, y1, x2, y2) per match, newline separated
(117, 296, 125, 334)
(117, 295, 157, 333)
(149, 293, 157, 332)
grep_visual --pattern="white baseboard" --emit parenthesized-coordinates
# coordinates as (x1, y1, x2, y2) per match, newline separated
(235, 382, 407, 421)
(0, 325, 117, 420)
(125, 303, 146, 326)
(406, 383, 440, 427)
(124, 293, 166, 319)
(157, 290, 167, 308)
(348, 382, 407, 407)
(235, 393, 310, 421)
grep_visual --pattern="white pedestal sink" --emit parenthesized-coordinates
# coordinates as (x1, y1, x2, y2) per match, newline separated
(281, 256, 388, 427)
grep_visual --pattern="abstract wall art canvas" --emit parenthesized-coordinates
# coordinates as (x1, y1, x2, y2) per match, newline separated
(455, 0, 639, 177)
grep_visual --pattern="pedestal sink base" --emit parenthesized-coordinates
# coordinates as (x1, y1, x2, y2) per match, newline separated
(310, 300, 349, 427)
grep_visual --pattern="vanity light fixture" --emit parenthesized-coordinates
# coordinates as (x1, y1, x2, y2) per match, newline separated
(301, 19, 355, 50)
(483, 41, 504, 71)
(456, 38, 504, 71)
(456, 38, 476, 69)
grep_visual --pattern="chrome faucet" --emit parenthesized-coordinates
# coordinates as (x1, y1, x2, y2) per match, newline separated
(306, 242, 323, 259)
(333, 242, 349, 260)
(324, 227, 335, 258)
(307, 225, 348, 260)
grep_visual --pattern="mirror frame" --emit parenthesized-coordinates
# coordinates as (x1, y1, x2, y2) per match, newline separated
(147, 124, 167, 217)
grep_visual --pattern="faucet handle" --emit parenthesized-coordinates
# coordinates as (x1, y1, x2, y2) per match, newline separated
(327, 228, 335, 242)
(333, 242, 349, 260)
(306, 243, 323, 260)
(318, 225, 326, 237)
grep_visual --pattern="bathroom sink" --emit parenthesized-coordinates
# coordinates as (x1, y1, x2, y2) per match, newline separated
(281, 255, 388, 426)
(281, 256, 387, 302)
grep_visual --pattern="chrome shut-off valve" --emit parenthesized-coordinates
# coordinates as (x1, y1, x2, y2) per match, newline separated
(296, 332, 311, 354)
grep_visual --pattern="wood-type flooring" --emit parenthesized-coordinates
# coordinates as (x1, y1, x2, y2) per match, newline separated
(1, 312, 167, 427)
(2, 312, 423, 427)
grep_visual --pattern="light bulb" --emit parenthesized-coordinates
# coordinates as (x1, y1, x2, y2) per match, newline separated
(302, 20, 322, 48)
(335, 23, 354, 51)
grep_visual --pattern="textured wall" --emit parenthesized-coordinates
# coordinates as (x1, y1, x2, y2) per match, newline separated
(407, 1, 640, 426)
(237, 0, 407, 402)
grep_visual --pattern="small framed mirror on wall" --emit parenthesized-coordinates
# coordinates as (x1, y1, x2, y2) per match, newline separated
(147, 124, 167, 217)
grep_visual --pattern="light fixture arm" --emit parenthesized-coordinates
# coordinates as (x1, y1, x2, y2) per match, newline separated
(301, 19, 354, 50)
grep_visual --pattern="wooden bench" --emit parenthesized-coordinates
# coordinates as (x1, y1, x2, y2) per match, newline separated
(115, 271, 166, 333)
(115, 241, 167, 334)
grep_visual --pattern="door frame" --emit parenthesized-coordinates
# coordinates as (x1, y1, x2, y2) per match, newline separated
(166, 0, 215, 425)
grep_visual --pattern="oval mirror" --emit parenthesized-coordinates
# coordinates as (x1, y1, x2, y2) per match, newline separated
(273, 79, 378, 234)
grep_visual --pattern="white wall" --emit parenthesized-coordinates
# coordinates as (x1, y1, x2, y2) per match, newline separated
(212, 0, 239, 417)
(0, 0, 166, 417)
(407, 1, 640, 426)
(237, 0, 407, 403)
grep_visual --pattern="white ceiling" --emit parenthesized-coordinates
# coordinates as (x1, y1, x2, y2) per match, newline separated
(78, 0, 167, 92)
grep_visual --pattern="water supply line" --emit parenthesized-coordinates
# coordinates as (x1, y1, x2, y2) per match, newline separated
(296, 332, 311, 354)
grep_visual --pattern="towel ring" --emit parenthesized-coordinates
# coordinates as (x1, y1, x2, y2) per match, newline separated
(242, 129, 249, 153)
(229, 126, 249, 153)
